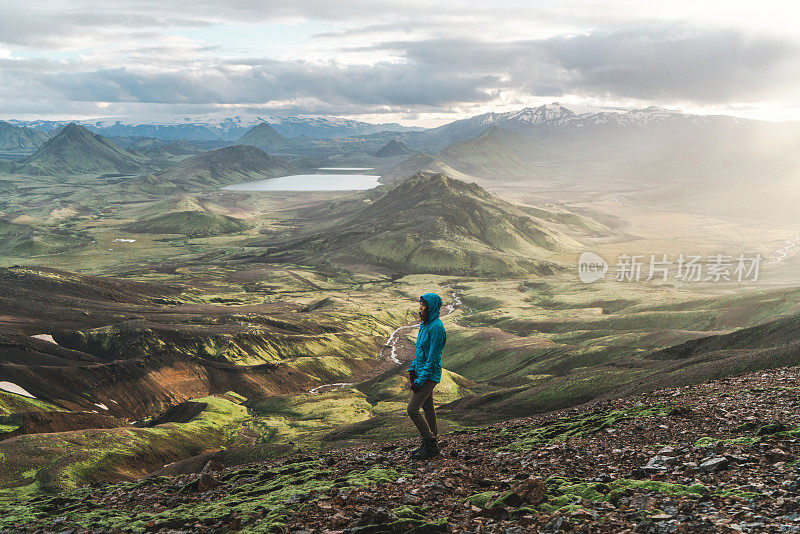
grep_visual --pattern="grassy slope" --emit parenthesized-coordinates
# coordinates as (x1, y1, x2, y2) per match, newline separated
(437, 276, 800, 423)
(0, 394, 250, 499)
(259, 173, 588, 276)
(0, 219, 91, 257)
(124, 210, 251, 237)
(0, 393, 63, 417)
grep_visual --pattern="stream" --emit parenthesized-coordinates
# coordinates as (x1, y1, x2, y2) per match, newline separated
(308, 287, 463, 393)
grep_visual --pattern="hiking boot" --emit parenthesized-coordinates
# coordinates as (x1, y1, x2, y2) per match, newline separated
(410, 434, 438, 459)
(414, 438, 440, 460)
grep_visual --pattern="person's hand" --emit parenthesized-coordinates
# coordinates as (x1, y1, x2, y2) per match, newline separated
(410, 381, 421, 393)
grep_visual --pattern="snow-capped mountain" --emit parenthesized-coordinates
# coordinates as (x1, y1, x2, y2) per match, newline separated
(396, 103, 739, 151)
(437, 102, 726, 136)
(3, 103, 758, 150)
(8, 115, 422, 142)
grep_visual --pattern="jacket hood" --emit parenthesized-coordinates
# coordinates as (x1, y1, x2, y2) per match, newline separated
(420, 292, 443, 323)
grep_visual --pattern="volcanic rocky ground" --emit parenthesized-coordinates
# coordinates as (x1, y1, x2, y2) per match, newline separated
(3, 366, 800, 532)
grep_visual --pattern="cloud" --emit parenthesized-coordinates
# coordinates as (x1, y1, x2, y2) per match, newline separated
(0, 2, 799, 120)
(372, 26, 800, 104)
(534, 27, 799, 102)
(41, 59, 501, 109)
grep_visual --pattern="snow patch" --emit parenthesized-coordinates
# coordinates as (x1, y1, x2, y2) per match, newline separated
(94, 403, 109, 411)
(113, 239, 136, 243)
(31, 333, 58, 345)
(308, 382, 353, 394)
(0, 382, 35, 398)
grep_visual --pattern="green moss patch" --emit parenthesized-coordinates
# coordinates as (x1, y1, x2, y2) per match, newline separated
(0, 422, 21, 434)
(346, 466, 405, 487)
(714, 488, 767, 500)
(465, 476, 707, 514)
(694, 436, 760, 447)
(0, 458, 417, 532)
(392, 505, 427, 521)
(538, 477, 707, 513)
(466, 491, 499, 508)
(0, 392, 63, 416)
(500, 404, 672, 451)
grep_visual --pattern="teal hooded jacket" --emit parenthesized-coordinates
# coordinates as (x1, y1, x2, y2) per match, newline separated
(408, 292, 446, 387)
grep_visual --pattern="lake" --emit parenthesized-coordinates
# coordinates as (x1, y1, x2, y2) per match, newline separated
(221, 173, 381, 191)
(317, 167, 375, 171)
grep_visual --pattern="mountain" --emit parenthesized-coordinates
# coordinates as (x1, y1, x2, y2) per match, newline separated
(139, 145, 299, 192)
(378, 103, 800, 204)
(379, 129, 541, 182)
(378, 153, 470, 183)
(256, 173, 582, 275)
(375, 139, 412, 157)
(0, 121, 49, 150)
(122, 195, 252, 237)
(437, 129, 544, 177)
(13, 123, 148, 175)
(396, 102, 797, 153)
(238, 123, 289, 148)
(10, 116, 423, 141)
(398, 103, 578, 151)
(125, 210, 251, 237)
(110, 136, 212, 158)
(262, 116, 422, 139)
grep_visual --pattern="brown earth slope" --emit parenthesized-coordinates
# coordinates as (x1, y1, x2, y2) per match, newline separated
(0, 266, 387, 419)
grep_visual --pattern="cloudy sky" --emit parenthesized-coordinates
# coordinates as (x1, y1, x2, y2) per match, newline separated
(1, 0, 798, 125)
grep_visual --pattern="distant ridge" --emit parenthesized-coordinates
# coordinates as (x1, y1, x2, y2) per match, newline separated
(375, 139, 411, 157)
(379, 153, 469, 184)
(0, 121, 48, 150)
(9, 115, 422, 141)
(139, 145, 298, 192)
(238, 123, 289, 148)
(437, 129, 543, 177)
(14, 123, 147, 175)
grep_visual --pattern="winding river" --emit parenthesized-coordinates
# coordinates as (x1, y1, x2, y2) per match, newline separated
(307, 288, 462, 393)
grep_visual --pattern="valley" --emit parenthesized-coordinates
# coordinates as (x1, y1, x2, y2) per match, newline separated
(0, 105, 799, 532)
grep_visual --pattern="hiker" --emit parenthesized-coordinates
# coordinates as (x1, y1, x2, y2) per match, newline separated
(407, 292, 446, 460)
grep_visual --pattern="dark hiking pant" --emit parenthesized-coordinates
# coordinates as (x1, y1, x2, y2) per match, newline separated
(407, 380, 437, 441)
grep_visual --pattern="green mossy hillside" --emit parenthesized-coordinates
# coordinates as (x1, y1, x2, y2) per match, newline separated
(14, 124, 148, 176)
(259, 173, 582, 276)
(124, 210, 250, 237)
(0, 219, 90, 257)
(0, 392, 63, 416)
(0, 394, 250, 500)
